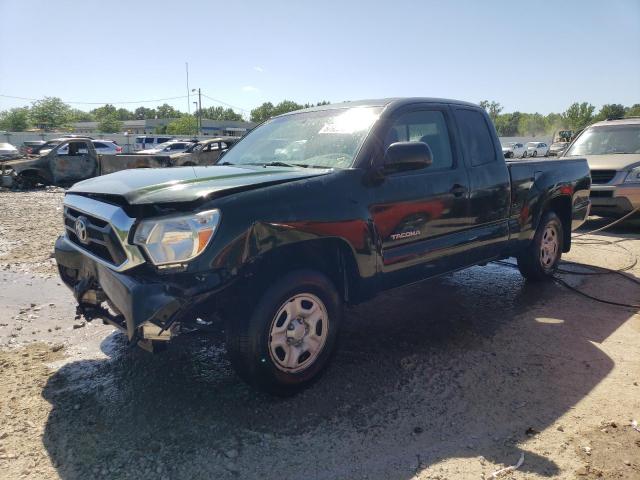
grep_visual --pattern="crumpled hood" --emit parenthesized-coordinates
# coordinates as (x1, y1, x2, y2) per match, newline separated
(563, 154, 640, 171)
(68, 165, 331, 205)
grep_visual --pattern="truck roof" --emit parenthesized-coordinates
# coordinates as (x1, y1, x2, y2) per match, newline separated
(590, 117, 640, 127)
(279, 97, 479, 116)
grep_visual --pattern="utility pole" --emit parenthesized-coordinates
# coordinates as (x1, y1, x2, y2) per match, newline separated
(185, 62, 190, 116)
(192, 88, 202, 137)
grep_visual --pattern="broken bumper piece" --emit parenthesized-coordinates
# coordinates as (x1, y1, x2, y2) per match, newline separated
(54, 235, 195, 345)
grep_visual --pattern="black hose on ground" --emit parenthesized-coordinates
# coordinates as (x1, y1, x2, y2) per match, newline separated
(492, 209, 640, 309)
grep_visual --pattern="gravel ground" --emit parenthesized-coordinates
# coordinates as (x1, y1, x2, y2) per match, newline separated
(0, 188, 639, 480)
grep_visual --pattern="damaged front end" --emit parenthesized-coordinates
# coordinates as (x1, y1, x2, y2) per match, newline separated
(54, 194, 225, 351)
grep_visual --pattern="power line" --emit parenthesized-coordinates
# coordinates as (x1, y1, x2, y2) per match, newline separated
(0, 92, 249, 113)
(0, 94, 189, 105)
(200, 93, 248, 113)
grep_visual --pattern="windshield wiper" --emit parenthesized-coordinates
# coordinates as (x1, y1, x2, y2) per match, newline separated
(251, 161, 309, 168)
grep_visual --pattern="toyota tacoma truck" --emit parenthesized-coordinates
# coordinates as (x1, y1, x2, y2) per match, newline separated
(54, 98, 591, 394)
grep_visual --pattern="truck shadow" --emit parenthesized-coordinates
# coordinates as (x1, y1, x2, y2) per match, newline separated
(40, 262, 639, 479)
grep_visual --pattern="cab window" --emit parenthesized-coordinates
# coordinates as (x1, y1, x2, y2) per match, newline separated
(455, 109, 496, 166)
(384, 110, 453, 170)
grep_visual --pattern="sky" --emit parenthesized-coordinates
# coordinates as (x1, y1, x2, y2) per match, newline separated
(1, 0, 639, 117)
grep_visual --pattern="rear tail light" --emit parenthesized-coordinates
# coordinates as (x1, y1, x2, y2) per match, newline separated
(116, 146, 123, 153)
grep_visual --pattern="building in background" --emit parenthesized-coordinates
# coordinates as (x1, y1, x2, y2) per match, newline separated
(72, 118, 254, 136)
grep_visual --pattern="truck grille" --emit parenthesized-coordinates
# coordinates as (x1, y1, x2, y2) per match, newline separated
(590, 170, 616, 184)
(64, 207, 128, 266)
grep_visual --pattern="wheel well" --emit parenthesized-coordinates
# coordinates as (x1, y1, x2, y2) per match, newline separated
(246, 239, 361, 304)
(545, 195, 572, 252)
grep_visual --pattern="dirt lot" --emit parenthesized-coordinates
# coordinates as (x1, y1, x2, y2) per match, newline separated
(0, 188, 639, 480)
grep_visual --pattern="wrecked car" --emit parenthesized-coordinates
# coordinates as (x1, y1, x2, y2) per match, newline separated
(54, 98, 591, 395)
(2, 137, 173, 187)
(171, 137, 239, 166)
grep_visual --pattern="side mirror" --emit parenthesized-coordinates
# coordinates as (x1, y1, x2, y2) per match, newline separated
(384, 141, 433, 171)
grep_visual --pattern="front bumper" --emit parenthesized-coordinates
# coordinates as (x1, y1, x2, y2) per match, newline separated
(55, 235, 225, 342)
(589, 184, 640, 217)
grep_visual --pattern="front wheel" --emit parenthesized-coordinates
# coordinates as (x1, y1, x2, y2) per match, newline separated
(522, 151, 528, 158)
(532, 150, 538, 157)
(517, 211, 563, 281)
(226, 269, 342, 395)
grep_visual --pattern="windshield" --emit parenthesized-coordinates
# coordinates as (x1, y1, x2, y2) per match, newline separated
(565, 125, 640, 155)
(220, 106, 382, 168)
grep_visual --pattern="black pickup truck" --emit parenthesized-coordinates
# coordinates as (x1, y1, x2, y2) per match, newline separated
(54, 98, 591, 394)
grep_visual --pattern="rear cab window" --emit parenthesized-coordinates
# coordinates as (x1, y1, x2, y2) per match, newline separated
(454, 109, 497, 166)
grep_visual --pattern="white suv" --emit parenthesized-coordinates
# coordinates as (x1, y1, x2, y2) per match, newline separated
(134, 135, 174, 151)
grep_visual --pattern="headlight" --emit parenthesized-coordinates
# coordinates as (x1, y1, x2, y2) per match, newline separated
(133, 209, 221, 265)
(624, 166, 640, 184)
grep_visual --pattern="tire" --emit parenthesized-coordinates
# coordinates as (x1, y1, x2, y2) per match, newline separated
(226, 269, 342, 395)
(517, 211, 563, 281)
(532, 150, 538, 157)
(522, 151, 528, 158)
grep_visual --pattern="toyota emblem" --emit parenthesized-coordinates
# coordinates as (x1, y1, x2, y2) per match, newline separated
(74, 216, 89, 244)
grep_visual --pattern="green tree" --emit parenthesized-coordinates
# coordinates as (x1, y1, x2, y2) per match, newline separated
(134, 107, 157, 120)
(594, 104, 625, 122)
(562, 102, 595, 131)
(518, 113, 546, 136)
(198, 106, 243, 121)
(272, 100, 304, 116)
(115, 108, 135, 121)
(90, 104, 117, 120)
(544, 112, 564, 133)
(69, 109, 95, 122)
(29, 97, 71, 129)
(97, 115, 123, 133)
(479, 100, 503, 122)
(0, 108, 31, 131)
(166, 115, 197, 135)
(625, 104, 640, 117)
(250, 102, 275, 122)
(494, 112, 521, 136)
(156, 103, 182, 118)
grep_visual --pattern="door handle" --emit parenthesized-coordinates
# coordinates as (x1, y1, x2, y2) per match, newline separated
(450, 184, 466, 197)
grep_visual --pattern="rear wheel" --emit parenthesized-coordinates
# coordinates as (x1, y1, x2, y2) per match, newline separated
(226, 269, 342, 395)
(522, 151, 528, 158)
(517, 211, 563, 281)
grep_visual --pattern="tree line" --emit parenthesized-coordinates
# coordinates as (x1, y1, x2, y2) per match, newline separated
(0, 97, 331, 135)
(479, 100, 640, 137)
(1, 96, 638, 136)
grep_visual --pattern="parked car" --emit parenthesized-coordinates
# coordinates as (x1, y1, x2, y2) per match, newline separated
(548, 142, 569, 156)
(137, 140, 195, 155)
(19, 140, 46, 155)
(502, 142, 527, 158)
(0, 142, 20, 161)
(134, 135, 174, 151)
(526, 142, 549, 157)
(562, 117, 640, 218)
(55, 140, 123, 155)
(53, 98, 591, 394)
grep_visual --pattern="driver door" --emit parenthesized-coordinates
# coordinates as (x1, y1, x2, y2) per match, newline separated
(49, 140, 97, 184)
(368, 105, 472, 289)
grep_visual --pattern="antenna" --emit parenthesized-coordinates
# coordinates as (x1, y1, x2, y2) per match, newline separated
(186, 62, 190, 115)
